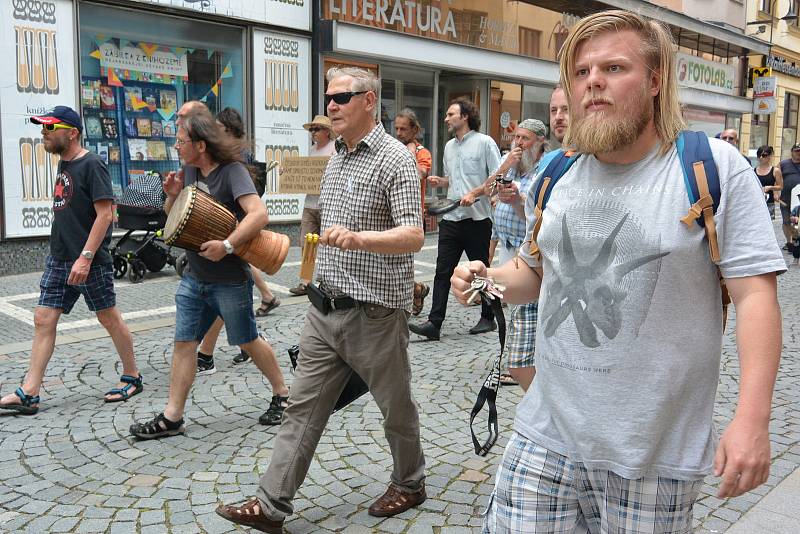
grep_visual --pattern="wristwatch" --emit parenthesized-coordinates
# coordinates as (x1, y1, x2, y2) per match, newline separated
(222, 239, 234, 255)
(80, 250, 94, 260)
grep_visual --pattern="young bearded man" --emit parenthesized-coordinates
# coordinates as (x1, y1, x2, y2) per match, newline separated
(452, 11, 784, 532)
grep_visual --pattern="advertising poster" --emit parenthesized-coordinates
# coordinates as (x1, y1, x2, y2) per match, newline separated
(126, 0, 310, 31)
(253, 29, 312, 222)
(1, 0, 77, 238)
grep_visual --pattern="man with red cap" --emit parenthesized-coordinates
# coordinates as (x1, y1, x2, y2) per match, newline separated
(0, 106, 142, 415)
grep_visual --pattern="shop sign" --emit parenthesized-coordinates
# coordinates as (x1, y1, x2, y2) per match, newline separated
(676, 52, 735, 96)
(766, 55, 800, 78)
(323, 0, 522, 56)
(253, 29, 312, 221)
(749, 66, 771, 87)
(125, 0, 311, 31)
(98, 41, 188, 78)
(753, 76, 777, 114)
(0, 0, 77, 238)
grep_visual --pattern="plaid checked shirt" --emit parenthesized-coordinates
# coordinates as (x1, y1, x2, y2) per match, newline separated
(491, 157, 535, 249)
(317, 124, 422, 310)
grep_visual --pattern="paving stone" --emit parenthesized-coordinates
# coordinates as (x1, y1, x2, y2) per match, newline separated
(48, 516, 81, 532)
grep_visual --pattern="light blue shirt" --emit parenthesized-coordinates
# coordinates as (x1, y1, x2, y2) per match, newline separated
(442, 130, 501, 222)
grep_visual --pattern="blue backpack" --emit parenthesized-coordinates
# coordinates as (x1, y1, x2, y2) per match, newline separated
(529, 130, 730, 322)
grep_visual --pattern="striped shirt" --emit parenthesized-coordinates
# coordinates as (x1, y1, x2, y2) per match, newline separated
(491, 157, 535, 249)
(317, 124, 422, 310)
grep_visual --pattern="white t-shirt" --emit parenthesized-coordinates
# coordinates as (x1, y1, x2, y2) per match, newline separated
(515, 138, 785, 480)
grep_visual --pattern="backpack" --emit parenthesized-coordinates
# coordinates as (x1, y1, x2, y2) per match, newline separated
(529, 130, 731, 324)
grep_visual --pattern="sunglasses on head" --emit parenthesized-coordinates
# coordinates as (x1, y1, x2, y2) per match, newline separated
(325, 91, 367, 107)
(43, 123, 76, 131)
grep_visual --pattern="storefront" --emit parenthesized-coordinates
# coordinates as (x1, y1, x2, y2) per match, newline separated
(0, 0, 311, 244)
(768, 53, 800, 159)
(318, 0, 569, 175)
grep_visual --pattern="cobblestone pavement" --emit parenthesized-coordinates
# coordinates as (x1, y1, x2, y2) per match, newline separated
(0, 231, 797, 533)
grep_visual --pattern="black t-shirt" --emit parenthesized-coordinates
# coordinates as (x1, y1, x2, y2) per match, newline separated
(780, 158, 800, 207)
(51, 151, 115, 265)
(182, 161, 258, 283)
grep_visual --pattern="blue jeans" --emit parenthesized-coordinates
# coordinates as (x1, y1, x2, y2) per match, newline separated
(174, 275, 258, 346)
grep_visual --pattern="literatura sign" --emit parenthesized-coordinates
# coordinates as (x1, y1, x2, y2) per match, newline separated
(676, 52, 735, 96)
(323, 0, 523, 56)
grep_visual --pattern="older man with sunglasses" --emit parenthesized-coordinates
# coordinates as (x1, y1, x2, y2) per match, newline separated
(0, 106, 141, 415)
(217, 67, 426, 533)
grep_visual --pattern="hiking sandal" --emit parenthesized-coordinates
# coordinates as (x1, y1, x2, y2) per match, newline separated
(258, 394, 289, 426)
(0, 387, 40, 415)
(104, 374, 144, 403)
(130, 413, 185, 440)
(255, 297, 280, 317)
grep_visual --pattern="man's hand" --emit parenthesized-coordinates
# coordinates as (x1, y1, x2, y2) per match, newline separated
(460, 191, 477, 206)
(320, 224, 364, 250)
(163, 169, 184, 198)
(451, 261, 488, 305)
(497, 181, 521, 205)
(714, 416, 771, 498)
(427, 175, 448, 188)
(67, 257, 91, 285)
(505, 146, 523, 169)
(199, 240, 228, 262)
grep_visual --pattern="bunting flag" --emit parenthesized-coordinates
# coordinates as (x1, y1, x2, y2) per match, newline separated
(220, 61, 233, 79)
(93, 34, 110, 47)
(130, 94, 149, 110)
(157, 108, 176, 121)
(119, 39, 131, 49)
(107, 68, 123, 87)
(89, 49, 102, 60)
(207, 49, 215, 60)
(139, 42, 159, 57)
(174, 47, 187, 56)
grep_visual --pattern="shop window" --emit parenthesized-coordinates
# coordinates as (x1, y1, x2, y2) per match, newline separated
(518, 27, 541, 59)
(792, 0, 800, 27)
(750, 113, 771, 151)
(782, 92, 799, 157)
(522, 84, 553, 145)
(759, 0, 772, 13)
(451, 9, 487, 48)
(78, 4, 244, 196)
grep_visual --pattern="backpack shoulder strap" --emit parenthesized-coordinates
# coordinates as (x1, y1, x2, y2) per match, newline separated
(676, 130, 731, 325)
(528, 150, 580, 259)
(676, 130, 721, 262)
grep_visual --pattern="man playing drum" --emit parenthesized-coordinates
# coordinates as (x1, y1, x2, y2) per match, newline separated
(129, 109, 289, 439)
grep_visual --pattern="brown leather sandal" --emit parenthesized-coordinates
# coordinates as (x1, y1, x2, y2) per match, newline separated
(215, 497, 284, 533)
(368, 484, 426, 517)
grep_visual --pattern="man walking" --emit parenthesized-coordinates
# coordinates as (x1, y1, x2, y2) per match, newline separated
(216, 67, 426, 532)
(394, 107, 433, 315)
(409, 98, 500, 340)
(453, 11, 783, 531)
(779, 143, 800, 250)
(288, 115, 336, 296)
(0, 106, 141, 414)
(129, 109, 289, 438)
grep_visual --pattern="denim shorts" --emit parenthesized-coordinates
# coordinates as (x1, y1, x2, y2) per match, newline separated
(174, 275, 258, 346)
(38, 256, 116, 314)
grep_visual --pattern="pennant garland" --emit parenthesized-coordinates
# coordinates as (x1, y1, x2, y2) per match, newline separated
(157, 108, 176, 121)
(107, 68, 123, 87)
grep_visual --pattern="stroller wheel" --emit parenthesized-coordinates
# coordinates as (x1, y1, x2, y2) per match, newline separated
(175, 252, 188, 278)
(128, 260, 147, 283)
(113, 256, 128, 279)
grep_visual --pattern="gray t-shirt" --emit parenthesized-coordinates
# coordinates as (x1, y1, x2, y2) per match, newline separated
(183, 161, 257, 283)
(516, 139, 785, 480)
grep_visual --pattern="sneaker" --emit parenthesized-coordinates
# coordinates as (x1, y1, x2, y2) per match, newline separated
(259, 394, 289, 425)
(197, 353, 216, 375)
(233, 350, 250, 365)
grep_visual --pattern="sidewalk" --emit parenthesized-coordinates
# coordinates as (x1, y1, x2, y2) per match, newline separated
(724, 467, 800, 534)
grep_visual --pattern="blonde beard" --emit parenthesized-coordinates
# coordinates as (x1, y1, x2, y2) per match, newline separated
(568, 89, 652, 155)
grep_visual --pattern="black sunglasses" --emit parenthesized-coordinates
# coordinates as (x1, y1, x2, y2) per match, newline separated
(325, 91, 367, 107)
(308, 127, 322, 133)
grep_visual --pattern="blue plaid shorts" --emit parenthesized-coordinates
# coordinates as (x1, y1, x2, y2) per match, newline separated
(38, 256, 116, 314)
(483, 432, 702, 533)
(506, 302, 537, 368)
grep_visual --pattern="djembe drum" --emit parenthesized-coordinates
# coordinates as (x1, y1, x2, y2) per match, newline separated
(163, 186, 289, 275)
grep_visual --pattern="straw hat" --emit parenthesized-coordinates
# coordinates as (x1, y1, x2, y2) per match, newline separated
(303, 115, 333, 131)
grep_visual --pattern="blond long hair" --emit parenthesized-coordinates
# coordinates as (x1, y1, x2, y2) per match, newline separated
(559, 10, 685, 155)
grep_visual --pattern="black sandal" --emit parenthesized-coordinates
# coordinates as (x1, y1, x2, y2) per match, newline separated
(130, 412, 185, 440)
(259, 394, 289, 425)
(0, 387, 40, 415)
(104, 374, 144, 403)
(255, 297, 280, 317)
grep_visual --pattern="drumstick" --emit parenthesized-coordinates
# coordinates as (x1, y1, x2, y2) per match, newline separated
(299, 233, 319, 282)
(16, 27, 29, 92)
(46, 30, 58, 94)
(32, 29, 45, 93)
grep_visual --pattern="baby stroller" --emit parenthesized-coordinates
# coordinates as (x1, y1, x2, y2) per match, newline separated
(111, 171, 178, 283)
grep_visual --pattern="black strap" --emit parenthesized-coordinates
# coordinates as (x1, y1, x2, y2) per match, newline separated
(469, 294, 507, 456)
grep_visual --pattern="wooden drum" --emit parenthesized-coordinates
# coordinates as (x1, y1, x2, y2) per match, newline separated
(163, 186, 290, 275)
